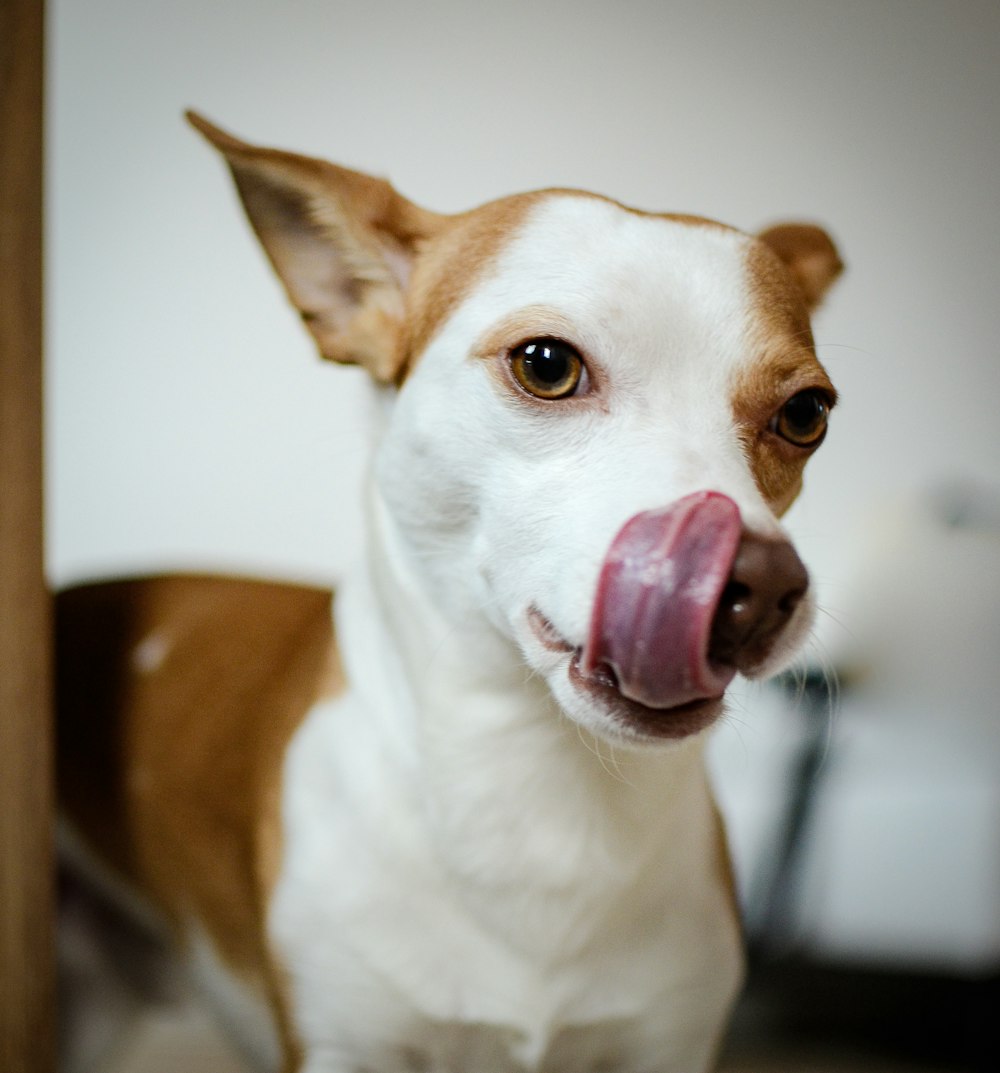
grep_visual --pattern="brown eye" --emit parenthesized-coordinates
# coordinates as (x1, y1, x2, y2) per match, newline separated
(773, 389, 830, 447)
(509, 338, 585, 399)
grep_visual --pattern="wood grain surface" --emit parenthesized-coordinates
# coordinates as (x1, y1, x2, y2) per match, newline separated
(0, 0, 53, 1070)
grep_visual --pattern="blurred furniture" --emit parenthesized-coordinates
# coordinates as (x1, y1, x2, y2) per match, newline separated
(712, 485, 1000, 973)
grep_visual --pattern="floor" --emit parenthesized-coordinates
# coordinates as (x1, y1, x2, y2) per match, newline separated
(104, 1007, 965, 1073)
(107, 1002, 245, 1073)
(104, 1008, 956, 1073)
(101, 961, 981, 1073)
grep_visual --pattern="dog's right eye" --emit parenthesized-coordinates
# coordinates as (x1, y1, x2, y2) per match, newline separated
(509, 338, 586, 400)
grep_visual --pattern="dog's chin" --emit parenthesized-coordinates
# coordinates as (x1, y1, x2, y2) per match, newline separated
(566, 654, 726, 744)
(525, 607, 726, 747)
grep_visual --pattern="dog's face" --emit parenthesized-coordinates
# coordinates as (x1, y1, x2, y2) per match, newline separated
(193, 115, 840, 746)
(378, 195, 837, 744)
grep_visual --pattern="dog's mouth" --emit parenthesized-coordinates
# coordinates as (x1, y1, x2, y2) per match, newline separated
(528, 491, 808, 741)
(528, 607, 725, 740)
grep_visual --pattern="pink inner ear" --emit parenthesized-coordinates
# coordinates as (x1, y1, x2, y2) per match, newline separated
(377, 238, 416, 293)
(582, 492, 742, 709)
(189, 111, 443, 380)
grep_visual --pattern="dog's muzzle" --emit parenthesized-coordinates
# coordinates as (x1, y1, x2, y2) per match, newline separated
(581, 491, 808, 711)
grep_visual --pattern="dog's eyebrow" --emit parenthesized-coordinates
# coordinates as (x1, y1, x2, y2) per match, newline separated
(730, 347, 837, 419)
(469, 305, 583, 360)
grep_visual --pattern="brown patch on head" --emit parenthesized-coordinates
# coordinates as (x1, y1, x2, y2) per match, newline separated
(397, 191, 550, 379)
(732, 238, 838, 515)
(56, 575, 343, 1062)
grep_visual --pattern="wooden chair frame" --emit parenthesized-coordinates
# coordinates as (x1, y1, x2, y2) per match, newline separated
(1, 1, 53, 1070)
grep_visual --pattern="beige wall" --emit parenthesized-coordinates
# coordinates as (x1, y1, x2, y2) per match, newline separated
(48, 0, 1000, 649)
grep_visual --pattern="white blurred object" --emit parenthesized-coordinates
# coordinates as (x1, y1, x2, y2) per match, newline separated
(711, 482, 1000, 973)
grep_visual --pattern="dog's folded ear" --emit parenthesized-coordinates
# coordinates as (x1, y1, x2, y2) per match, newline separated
(756, 223, 844, 312)
(187, 111, 445, 383)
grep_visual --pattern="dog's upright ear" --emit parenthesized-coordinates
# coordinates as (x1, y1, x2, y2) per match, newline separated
(756, 223, 844, 312)
(187, 111, 445, 383)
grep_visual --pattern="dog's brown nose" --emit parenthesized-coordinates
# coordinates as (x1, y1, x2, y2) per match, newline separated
(708, 533, 808, 674)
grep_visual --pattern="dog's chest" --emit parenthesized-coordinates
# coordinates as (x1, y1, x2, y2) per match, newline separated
(265, 691, 742, 1073)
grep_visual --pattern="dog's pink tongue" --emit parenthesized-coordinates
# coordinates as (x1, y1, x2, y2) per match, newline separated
(583, 492, 742, 709)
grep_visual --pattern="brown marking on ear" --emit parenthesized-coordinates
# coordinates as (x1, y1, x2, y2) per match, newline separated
(756, 222, 844, 313)
(733, 239, 838, 515)
(188, 111, 445, 383)
(56, 575, 342, 1058)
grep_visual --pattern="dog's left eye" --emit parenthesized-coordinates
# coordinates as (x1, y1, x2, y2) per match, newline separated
(773, 389, 830, 447)
(509, 339, 586, 399)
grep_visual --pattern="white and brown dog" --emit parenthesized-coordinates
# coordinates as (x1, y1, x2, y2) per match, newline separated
(57, 114, 842, 1073)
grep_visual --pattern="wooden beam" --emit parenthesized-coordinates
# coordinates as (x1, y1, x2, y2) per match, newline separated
(0, 0, 54, 1070)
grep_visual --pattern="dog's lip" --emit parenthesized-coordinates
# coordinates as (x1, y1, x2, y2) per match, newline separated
(527, 605, 575, 654)
(526, 607, 724, 739)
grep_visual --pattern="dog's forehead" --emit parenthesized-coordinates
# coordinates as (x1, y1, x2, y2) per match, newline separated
(493, 196, 749, 348)
(411, 192, 762, 371)
(492, 194, 746, 290)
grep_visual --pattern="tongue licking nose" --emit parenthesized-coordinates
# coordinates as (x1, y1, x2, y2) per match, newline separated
(582, 491, 808, 711)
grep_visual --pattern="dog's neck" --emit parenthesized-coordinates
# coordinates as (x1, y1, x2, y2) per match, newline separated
(336, 484, 719, 910)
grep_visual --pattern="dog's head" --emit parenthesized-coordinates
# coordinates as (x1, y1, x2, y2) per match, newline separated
(192, 113, 842, 746)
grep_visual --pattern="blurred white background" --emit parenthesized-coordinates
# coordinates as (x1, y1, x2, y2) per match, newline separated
(48, 0, 1000, 984)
